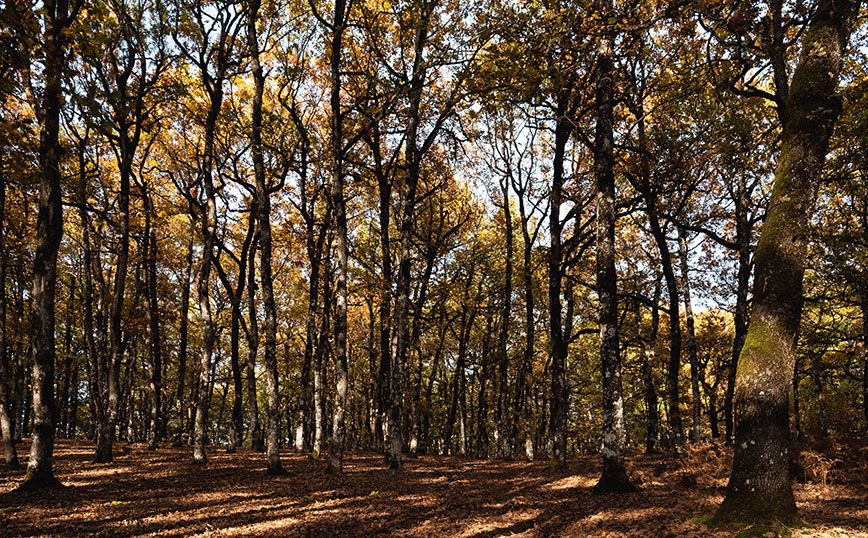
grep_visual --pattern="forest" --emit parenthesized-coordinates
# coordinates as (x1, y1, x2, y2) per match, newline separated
(1, 0, 867, 536)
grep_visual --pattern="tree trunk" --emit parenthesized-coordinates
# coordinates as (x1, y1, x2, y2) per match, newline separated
(811, 353, 828, 437)
(678, 230, 702, 443)
(192, 64, 224, 467)
(638, 279, 661, 453)
(248, 0, 285, 475)
(496, 182, 514, 460)
(861, 290, 868, 432)
(0, 157, 19, 469)
(312, 254, 332, 460)
(548, 96, 572, 469)
(512, 181, 536, 462)
(19, 0, 71, 489)
(725, 173, 752, 445)
(714, 0, 859, 523)
(59, 291, 73, 438)
(592, 6, 636, 492)
(387, 2, 431, 470)
(144, 200, 162, 451)
(174, 234, 193, 447)
(246, 234, 264, 452)
(477, 311, 493, 459)
(324, 0, 349, 476)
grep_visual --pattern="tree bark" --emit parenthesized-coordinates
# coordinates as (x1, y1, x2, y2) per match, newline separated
(678, 230, 702, 443)
(0, 156, 20, 469)
(496, 181, 514, 460)
(248, 0, 285, 475)
(245, 231, 264, 452)
(548, 95, 572, 469)
(861, 290, 868, 432)
(512, 180, 536, 461)
(192, 63, 224, 467)
(174, 234, 193, 447)
(725, 173, 753, 444)
(144, 195, 162, 451)
(387, 2, 432, 470)
(18, 0, 73, 490)
(714, 0, 860, 524)
(592, 4, 636, 492)
(324, 0, 349, 476)
(477, 311, 494, 459)
(637, 280, 661, 454)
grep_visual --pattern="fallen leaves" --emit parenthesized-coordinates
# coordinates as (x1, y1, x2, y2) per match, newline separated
(0, 437, 864, 537)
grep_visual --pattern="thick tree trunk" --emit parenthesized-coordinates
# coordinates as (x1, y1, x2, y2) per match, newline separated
(387, 3, 431, 470)
(592, 7, 636, 492)
(678, 231, 702, 443)
(714, 0, 859, 524)
(19, 0, 70, 489)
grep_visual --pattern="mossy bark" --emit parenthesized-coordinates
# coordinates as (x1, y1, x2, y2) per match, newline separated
(714, 0, 860, 525)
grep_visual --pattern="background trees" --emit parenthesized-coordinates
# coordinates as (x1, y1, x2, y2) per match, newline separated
(1, 0, 866, 527)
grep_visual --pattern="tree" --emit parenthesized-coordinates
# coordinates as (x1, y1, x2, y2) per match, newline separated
(713, 0, 861, 524)
(14, 0, 84, 490)
(591, 0, 636, 494)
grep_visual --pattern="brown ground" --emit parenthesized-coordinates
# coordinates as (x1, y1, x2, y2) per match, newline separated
(1, 438, 866, 537)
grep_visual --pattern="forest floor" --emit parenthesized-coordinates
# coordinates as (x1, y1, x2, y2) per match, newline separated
(1, 436, 866, 537)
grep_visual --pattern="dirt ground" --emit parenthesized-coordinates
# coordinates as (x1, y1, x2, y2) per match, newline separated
(1, 438, 866, 537)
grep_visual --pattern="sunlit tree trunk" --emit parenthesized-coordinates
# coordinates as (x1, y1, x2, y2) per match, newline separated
(592, 2, 636, 492)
